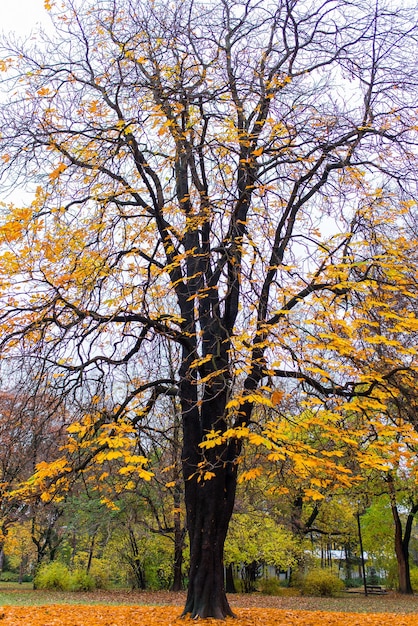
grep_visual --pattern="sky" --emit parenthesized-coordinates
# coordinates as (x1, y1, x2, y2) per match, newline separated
(0, 0, 50, 37)
(0, 1, 51, 204)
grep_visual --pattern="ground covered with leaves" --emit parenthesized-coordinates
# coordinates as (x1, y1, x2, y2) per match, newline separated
(0, 590, 417, 624)
(0, 604, 418, 626)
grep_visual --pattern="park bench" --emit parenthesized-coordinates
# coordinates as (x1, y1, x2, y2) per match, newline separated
(344, 585, 387, 594)
(365, 585, 387, 594)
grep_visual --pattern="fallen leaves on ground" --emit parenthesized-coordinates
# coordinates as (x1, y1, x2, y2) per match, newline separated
(0, 605, 417, 626)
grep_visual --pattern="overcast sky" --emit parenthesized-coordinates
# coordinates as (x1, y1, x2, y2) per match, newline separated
(0, 1, 51, 203)
(0, 0, 49, 36)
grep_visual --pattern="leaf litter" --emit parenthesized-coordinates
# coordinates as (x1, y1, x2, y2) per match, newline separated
(0, 606, 417, 626)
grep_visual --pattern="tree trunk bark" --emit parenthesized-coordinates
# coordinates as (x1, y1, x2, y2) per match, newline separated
(128, 528, 146, 590)
(387, 475, 416, 594)
(182, 470, 235, 618)
(86, 533, 96, 574)
(394, 526, 413, 594)
(225, 563, 237, 594)
(171, 404, 185, 592)
(171, 502, 185, 591)
(180, 374, 238, 618)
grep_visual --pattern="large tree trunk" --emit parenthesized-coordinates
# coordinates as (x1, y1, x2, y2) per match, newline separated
(395, 540, 412, 595)
(388, 475, 417, 594)
(180, 370, 239, 618)
(392, 503, 418, 594)
(393, 508, 413, 594)
(182, 468, 236, 618)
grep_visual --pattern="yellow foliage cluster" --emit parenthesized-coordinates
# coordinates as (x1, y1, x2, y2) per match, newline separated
(9, 414, 154, 506)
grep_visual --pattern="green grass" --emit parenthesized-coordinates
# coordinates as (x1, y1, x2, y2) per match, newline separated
(0, 583, 138, 606)
(0, 583, 417, 613)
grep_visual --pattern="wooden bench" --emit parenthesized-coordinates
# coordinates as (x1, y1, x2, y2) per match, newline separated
(366, 585, 387, 594)
(344, 585, 387, 595)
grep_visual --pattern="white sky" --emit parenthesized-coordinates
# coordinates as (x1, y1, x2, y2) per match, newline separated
(0, 0, 50, 36)
(0, 2, 51, 204)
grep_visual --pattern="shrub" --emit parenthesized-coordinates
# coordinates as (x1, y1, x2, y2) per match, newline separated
(88, 559, 111, 590)
(258, 578, 282, 595)
(34, 562, 96, 591)
(367, 568, 379, 585)
(344, 577, 363, 588)
(276, 586, 301, 597)
(384, 562, 399, 590)
(34, 561, 71, 591)
(301, 569, 345, 597)
(21, 574, 33, 583)
(69, 569, 95, 591)
(410, 568, 418, 592)
(145, 562, 173, 591)
(258, 578, 300, 596)
(0, 571, 21, 582)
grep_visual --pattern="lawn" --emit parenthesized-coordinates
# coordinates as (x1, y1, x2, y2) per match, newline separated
(0, 586, 417, 625)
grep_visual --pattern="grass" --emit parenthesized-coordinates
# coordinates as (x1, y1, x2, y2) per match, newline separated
(0, 583, 417, 614)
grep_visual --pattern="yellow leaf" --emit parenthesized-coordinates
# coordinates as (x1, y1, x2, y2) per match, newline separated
(226, 397, 242, 409)
(203, 471, 216, 480)
(49, 162, 66, 180)
(238, 467, 263, 483)
(304, 488, 326, 501)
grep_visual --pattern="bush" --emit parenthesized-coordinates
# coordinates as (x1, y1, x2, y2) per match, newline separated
(384, 562, 399, 590)
(21, 574, 33, 583)
(69, 569, 95, 591)
(258, 578, 300, 596)
(344, 577, 363, 588)
(34, 561, 96, 591)
(88, 559, 111, 590)
(258, 578, 282, 595)
(145, 562, 173, 591)
(301, 569, 345, 597)
(0, 571, 20, 582)
(410, 568, 418, 592)
(34, 562, 71, 591)
(367, 567, 380, 585)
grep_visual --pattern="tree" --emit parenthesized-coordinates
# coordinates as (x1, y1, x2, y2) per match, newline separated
(1, 0, 418, 618)
(137, 395, 187, 592)
(0, 374, 68, 572)
(386, 474, 418, 594)
(224, 511, 299, 592)
(2, 521, 36, 583)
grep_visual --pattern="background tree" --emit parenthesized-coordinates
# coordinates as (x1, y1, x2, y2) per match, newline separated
(0, 0, 418, 618)
(360, 495, 395, 581)
(2, 522, 36, 583)
(0, 373, 68, 572)
(386, 473, 418, 594)
(224, 511, 299, 592)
